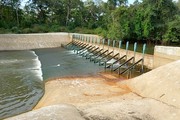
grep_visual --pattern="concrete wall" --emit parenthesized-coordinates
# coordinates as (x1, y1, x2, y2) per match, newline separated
(0, 33, 70, 50)
(154, 46, 180, 68)
(2, 33, 179, 69)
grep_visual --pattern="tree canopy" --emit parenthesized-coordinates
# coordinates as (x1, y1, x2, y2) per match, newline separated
(0, 0, 179, 45)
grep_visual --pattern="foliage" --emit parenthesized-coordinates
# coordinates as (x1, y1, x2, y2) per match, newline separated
(163, 15, 180, 44)
(0, 0, 179, 46)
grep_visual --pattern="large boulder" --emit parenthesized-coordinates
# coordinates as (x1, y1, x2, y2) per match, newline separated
(79, 98, 180, 120)
(6, 104, 84, 120)
(126, 60, 180, 108)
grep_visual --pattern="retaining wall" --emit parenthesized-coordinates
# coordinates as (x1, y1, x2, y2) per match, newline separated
(154, 46, 180, 68)
(0, 33, 70, 50)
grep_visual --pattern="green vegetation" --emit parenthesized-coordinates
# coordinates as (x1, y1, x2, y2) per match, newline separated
(0, 0, 180, 46)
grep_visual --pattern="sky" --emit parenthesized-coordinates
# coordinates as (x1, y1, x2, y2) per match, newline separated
(102, 0, 178, 4)
(21, 0, 178, 8)
(102, 0, 137, 4)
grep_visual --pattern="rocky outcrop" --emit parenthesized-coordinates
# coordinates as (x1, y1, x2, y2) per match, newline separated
(79, 98, 180, 120)
(6, 104, 85, 120)
(126, 60, 180, 108)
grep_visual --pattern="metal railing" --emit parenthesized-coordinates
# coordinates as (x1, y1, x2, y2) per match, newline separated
(113, 57, 135, 74)
(120, 58, 143, 75)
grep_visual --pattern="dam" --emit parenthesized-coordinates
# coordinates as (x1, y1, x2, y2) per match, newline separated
(0, 33, 180, 119)
(0, 47, 105, 119)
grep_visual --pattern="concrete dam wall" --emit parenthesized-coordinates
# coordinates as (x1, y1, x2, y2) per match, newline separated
(0, 33, 179, 69)
(0, 33, 71, 50)
(154, 46, 180, 68)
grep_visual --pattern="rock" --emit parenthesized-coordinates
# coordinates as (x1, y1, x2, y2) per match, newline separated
(34, 75, 129, 109)
(79, 98, 180, 120)
(6, 104, 85, 120)
(126, 60, 180, 108)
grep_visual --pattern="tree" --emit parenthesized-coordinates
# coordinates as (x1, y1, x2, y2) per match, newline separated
(163, 0, 180, 45)
(163, 15, 180, 44)
(0, 0, 22, 28)
(141, 0, 177, 44)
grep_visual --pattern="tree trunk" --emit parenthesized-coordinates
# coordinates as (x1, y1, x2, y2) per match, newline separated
(16, 7, 19, 27)
(66, 0, 71, 26)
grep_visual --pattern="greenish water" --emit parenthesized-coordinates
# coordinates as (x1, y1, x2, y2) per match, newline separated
(0, 50, 44, 119)
(34, 47, 104, 80)
(0, 47, 104, 119)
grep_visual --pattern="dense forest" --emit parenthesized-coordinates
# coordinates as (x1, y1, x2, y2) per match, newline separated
(0, 0, 180, 45)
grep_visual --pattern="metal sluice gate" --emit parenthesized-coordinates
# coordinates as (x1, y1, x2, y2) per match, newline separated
(64, 34, 147, 78)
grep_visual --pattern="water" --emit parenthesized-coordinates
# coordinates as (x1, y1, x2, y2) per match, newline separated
(0, 50, 44, 119)
(34, 47, 104, 80)
(0, 47, 104, 119)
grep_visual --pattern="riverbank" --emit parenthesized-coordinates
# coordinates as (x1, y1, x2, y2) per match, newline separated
(6, 60, 180, 120)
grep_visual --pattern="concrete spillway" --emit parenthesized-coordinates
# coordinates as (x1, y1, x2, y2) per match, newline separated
(0, 33, 71, 50)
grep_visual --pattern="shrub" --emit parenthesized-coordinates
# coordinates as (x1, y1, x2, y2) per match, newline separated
(11, 27, 21, 33)
(31, 24, 49, 33)
(0, 28, 11, 34)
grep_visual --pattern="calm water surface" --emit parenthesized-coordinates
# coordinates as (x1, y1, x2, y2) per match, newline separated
(35, 47, 104, 80)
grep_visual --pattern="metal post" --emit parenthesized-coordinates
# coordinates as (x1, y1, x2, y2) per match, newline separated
(72, 34, 74, 42)
(95, 37, 97, 47)
(82, 36, 84, 43)
(94, 37, 96, 45)
(108, 39, 110, 52)
(89, 36, 91, 43)
(119, 40, 122, 58)
(133, 42, 137, 64)
(86, 36, 88, 43)
(91, 37, 93, 44)
(103, 39, 105, 50)
(125, 41, 129, 60)
(141, 44, 146, 73)
(113, 40, 116, 55)
(97, 38, 100, 47)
